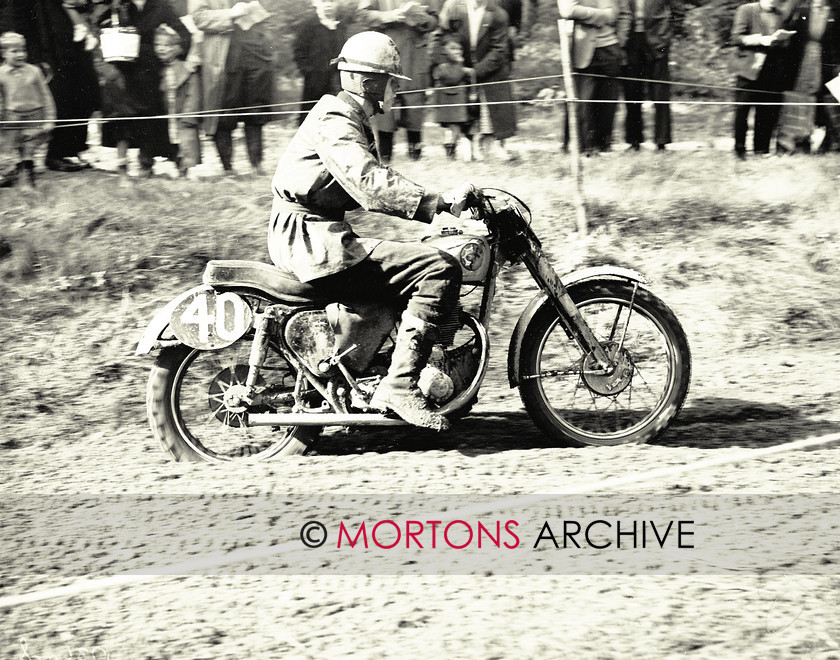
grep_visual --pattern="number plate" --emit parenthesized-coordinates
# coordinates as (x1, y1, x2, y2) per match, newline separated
(170, 289, 254, 350)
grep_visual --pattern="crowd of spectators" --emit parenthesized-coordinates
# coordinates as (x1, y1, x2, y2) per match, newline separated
(1, 0, 839, 189)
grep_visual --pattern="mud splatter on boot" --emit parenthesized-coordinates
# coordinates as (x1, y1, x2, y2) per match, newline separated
(370, 312, 450, 431)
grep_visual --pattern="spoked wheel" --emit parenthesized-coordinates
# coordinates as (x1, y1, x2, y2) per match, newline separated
(147, 336, 320, 462)
(518, 280, 690, 446)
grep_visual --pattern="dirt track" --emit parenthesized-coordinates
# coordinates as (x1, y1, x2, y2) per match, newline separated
(3, 138, 840, 658)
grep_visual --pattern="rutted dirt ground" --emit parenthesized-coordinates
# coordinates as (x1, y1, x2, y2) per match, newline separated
(3, 126, 840, 658)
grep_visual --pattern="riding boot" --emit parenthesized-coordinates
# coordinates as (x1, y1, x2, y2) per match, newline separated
(244, 124, 264, 173)
(407, 130, 422, 160)
(370, 311, 450, 431)
(377, 130, 393, 164)
(214, 129, 234, 172)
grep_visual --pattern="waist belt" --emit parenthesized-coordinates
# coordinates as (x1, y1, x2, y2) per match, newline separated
(272, 198, 345, 221)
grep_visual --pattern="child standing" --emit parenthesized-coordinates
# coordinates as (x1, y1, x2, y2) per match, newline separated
(154, 25, 201, 177)
(432, 36, 475, 161)
(96, 0, 191, 183)
(0, 32, 56, 188)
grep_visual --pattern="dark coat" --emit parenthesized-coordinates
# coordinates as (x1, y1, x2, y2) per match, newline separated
(292, 12, 346, 125)
(433, 0, 517, 139)
(97, 0, 191, 152)
(433, 61, 470, 125)
(627, 0, 684, 53)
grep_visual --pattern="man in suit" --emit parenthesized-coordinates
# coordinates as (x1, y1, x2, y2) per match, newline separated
(730, 0, 799, 156)
(622, 0, 683, 151)
(559, 0, 630, 153)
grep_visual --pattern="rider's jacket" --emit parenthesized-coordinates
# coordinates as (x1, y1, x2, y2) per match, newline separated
(269, 91, 439, 282)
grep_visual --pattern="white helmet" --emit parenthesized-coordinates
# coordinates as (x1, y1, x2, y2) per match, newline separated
(333, 31, 411, 81)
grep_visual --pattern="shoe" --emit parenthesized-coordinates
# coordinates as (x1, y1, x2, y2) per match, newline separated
(369, 311, 450, 431)
(46, 157, 85, 172)
(628, 142, 640, 151)
(444, 143, 456, 160)
(472, 136, 486, 162)
(458, 136, 472, 162)
(735, 149, 747, 161)
(657, 144, 667, 152)
(0, 169, 16, 187)
(408, 143, 422, 160)
(492, 142, 517, 161)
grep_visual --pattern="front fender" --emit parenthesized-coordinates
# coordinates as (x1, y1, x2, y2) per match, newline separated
(506, 266, 650, 387)
(135, 284, 212, 355)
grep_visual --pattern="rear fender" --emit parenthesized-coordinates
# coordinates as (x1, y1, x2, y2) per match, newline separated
(506, 266, 650, 387)
(135, 285, 211, 355)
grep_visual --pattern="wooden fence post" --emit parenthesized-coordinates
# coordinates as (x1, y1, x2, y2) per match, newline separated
(556, 15, 587, 236)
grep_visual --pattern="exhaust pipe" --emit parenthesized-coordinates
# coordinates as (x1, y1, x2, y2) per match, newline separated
(247, 413, 409, 427)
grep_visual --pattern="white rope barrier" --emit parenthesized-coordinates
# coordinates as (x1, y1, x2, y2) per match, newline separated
(2, 69, 835, 127)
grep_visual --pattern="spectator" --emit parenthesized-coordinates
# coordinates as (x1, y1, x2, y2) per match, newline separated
(1, 1, 100, 173)
(432, 33, 475, 160)
(815, 0, 840, 151)
(96, 0, 191, 182)
(559, 0, 630, 154)
(357, 0, 439, 162)
(729, 0, 798, 157)
(292, 0, 348, 126)
(776, 0, 840, 153)
(154, 24, 200, 176)
(434, 0, 519, 161)
(170, 0, 205, 74)
(0, 31, 56, 188)
(499, 0, 523, 56)
(190, 0, 274, 176)
(622, 0, 684, 151)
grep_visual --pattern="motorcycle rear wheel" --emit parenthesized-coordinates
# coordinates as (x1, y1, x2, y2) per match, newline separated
(518, 280, 690, 447)
(147, 341, 319, 462)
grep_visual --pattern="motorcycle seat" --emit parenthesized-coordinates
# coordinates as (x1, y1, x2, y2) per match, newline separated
(203, 260, 327, 305)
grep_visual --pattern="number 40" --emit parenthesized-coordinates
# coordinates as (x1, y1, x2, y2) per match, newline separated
(179, 292, 248, 344)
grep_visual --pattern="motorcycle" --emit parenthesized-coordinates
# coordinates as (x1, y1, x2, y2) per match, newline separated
(136, 189, 691, 462)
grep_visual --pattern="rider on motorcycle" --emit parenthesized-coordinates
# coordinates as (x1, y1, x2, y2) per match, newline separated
(268, 31, 477, 432)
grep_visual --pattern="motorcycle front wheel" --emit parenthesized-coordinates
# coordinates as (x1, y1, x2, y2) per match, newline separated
(518, 280, 690, 447)
(147, 338, 320, 463)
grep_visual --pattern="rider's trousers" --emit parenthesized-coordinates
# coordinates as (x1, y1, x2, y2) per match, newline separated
(307, 241, 462, 327)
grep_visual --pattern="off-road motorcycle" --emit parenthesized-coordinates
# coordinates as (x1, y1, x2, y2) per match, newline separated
(136, 189, 691, 462)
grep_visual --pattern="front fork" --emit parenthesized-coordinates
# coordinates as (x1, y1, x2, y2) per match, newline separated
(521, 247, 622, 373)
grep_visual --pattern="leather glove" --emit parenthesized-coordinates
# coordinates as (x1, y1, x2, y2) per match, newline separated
(441, 183, 480, 217)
